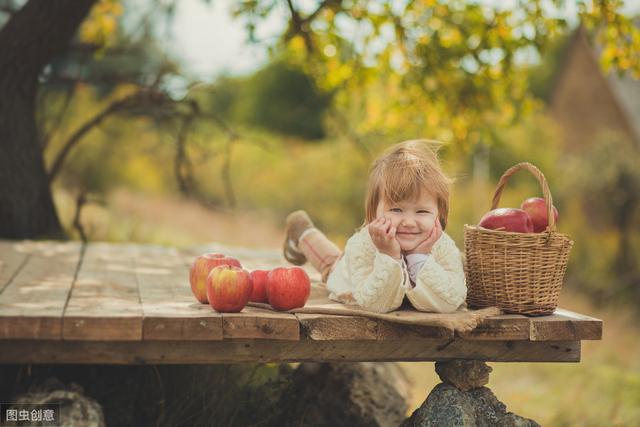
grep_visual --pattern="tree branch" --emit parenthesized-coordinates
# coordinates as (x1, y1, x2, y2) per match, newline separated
(47, 92, 142, 183)
(72, 192, 88, 243)
(283, 0, 343, 53)
(305, 0, 342, 24)
(174, 100, 198, 197)
(285, 0, 314, 52)
(40, 83, 77, 151)
(221, 136, 237, 209)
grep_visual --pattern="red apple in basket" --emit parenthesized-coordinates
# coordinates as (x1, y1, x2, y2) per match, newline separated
(266, 267, 311, 311)
(521, 197, 559, 233)
(206, 265, 252, 313)
(249, 269, 269, 303)
(189, 253, 242, 303)
(479, 208, 534, 233)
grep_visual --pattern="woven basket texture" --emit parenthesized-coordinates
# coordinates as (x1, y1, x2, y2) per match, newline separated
(463, 162, 573, 316)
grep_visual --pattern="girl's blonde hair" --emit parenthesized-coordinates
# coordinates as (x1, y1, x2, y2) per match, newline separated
(364, 139, 453, 230)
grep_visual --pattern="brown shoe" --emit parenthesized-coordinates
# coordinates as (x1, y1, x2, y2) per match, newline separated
(283, 210, 314, 265)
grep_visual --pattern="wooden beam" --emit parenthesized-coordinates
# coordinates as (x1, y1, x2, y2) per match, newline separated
(457, 314, 531, 341)
(0, 339, 581, 364)
(529, 310, 603, 341)
(222, 306, 300, 340)
(296, 313, 453, 340)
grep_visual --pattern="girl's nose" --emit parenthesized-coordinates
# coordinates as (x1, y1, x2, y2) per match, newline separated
(400, 215, 417, 227)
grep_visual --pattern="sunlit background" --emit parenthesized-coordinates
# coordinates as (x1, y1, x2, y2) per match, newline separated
(2, 0, 640, 425)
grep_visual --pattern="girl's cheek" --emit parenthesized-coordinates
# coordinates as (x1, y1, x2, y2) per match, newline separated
(421, 217, 436, 234)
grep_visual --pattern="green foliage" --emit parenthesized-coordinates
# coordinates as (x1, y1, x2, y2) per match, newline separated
(206, 75, 243, 121)
(556, 134, 640, 304)
(528, 33, 572, 103)
(247, 62, 330, 139)
(211, 62, 331, 140)
(484, 115, 562, 185)
(561, 134, 640, 229)
(196, 134, 367, 242)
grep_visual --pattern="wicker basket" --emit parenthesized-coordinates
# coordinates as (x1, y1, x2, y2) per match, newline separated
(464, 162, 574, 316)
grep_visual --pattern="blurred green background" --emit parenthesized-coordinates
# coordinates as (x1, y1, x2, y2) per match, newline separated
(1, 0, 639, 425)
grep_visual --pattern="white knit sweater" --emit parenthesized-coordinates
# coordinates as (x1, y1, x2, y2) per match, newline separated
(326, 227, 467, 313)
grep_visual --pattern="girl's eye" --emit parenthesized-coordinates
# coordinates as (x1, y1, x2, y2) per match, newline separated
(389, 208, 402, 212)
(417, 210, 430, 214)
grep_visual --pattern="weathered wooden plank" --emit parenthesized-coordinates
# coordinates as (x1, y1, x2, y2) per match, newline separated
(0, 339, 581, 364)
(63, 243, 143, 341)
(554, 308, 603, 323)
(144, 302, 223, 341)
(297, 313, 453, 340)
(0, 242, 82, 339)
(222, 306, 300, 340)
(135, 244, 223, 340)
(530, 310, 603, 341)
(457, 314, 531, 341)
(0, 241, 30, 294)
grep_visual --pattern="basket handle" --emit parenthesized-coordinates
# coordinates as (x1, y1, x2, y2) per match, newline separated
(491, 162, 556, 231)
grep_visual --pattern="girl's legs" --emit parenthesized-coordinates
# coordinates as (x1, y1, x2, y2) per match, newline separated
(283, 211, 342, 282)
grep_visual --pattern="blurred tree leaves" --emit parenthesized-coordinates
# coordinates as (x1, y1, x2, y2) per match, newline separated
(579, 0, 640, 78)
(527, 33, 571, 103)
(557, 134, 640, 303)
(79, 0, 123, 50)
(8, 0, 638, 264)
(209, 61, 331, 139)
(232, 0, 639, 152)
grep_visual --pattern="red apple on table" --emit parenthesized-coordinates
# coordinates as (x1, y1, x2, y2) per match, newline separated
(206, 265, 252, 313)
(479, 208, 534, 233)
(266, 267, 311, 311)
(249, 270, 269, 303)
(189, 253, 242, 303)
(520, 197, 559, 233)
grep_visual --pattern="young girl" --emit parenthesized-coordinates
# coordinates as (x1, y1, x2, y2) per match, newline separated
(283, 139, 467, 313)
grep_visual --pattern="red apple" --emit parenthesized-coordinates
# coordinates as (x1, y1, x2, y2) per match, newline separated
(520, 197, 559, 233)
(479, 208, 534, 233)
(206, 265, 252, 312)
(266, 267, 311, 311)
(249, 270, 269, 303)
(189, 253, 242, 303)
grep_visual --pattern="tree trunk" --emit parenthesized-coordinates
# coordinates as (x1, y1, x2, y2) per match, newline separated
(0, 0, 96, 239)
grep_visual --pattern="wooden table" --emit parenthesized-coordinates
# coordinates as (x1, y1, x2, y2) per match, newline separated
(0, 240, 602, 365)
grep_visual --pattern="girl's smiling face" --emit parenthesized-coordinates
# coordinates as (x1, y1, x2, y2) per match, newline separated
(375, 190, 439, 252)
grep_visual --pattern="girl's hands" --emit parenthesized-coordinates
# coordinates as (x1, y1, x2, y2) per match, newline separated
(368, 217, 401, 260)
(405, 218, 442, 255)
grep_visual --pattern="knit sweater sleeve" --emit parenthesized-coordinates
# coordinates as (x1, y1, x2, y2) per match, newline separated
(405, 232, 467, 313)
(328, 228, 407, 313)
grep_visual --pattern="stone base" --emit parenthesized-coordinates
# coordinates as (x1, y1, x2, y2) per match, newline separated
(402, 384, 540, 427)
(402, 360, 540, 427)
(435, 360, 492, 391)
